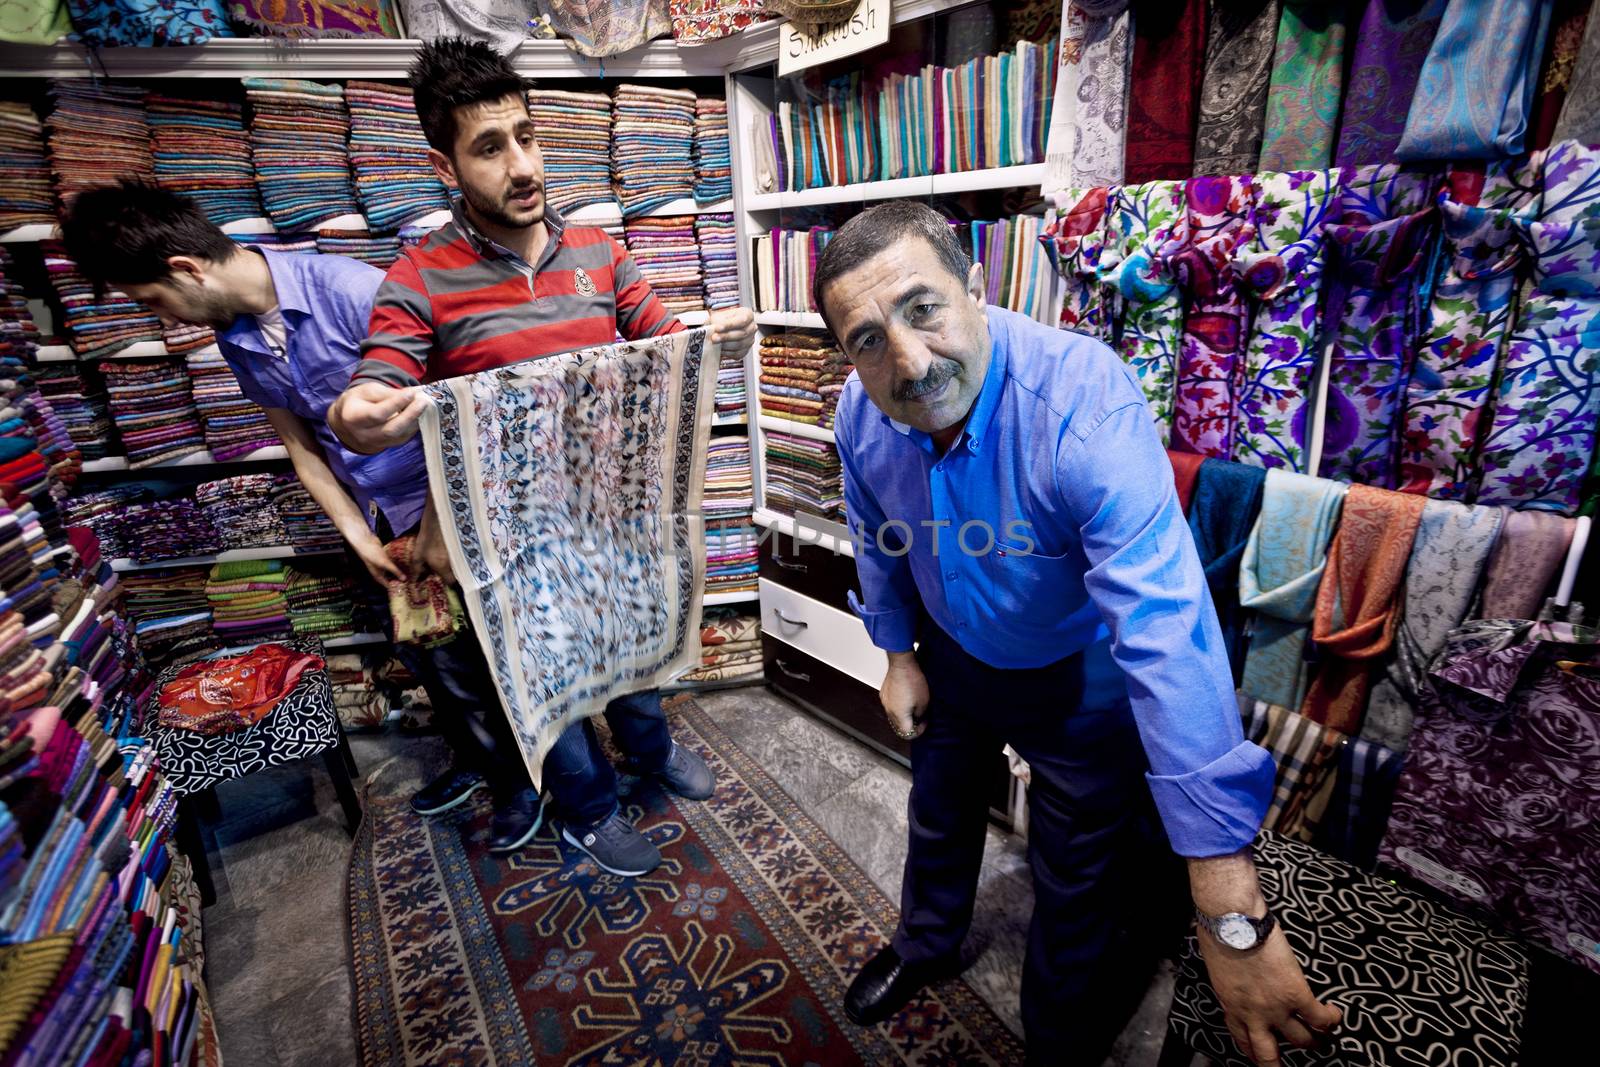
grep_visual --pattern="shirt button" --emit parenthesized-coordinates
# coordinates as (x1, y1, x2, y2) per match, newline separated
(946, 571, 957, 580)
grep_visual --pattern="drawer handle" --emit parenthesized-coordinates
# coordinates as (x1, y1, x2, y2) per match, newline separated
(774, 659, 812, 682)
(772, 608, 808, 630)
(773, 554, 809, 572)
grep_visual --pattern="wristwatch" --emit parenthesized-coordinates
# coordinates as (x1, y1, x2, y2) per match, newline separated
(1195, 906, 1277, 952)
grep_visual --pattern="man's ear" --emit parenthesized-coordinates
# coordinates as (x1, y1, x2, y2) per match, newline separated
(166, 255, 206, 282)
(966, 261, 987, 310)
(428, 147, 459, 191)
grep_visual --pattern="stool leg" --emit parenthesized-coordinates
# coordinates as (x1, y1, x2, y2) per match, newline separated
(340, 730, 360, 779)
(324, 736, 363, 836)
(176, 796, 217, 908)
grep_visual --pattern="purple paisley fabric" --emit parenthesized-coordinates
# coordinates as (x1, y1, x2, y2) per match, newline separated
(1333, 0, 1448, 167)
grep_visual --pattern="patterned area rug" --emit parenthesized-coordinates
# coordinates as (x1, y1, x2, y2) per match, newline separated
(347, 696, 1025, 1065)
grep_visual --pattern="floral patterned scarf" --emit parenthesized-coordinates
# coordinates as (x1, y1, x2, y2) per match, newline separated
(230, 0, 400, 38)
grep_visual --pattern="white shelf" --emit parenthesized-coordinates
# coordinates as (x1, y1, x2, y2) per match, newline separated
(745, 163, 1048, 211)
(220, 217, 275, 235)
(81, 446, 290, 473)
(704, 590, 759, 606)
(81, 458, 128, 474)
(755, 311, 826, 329)
(0, 222, 54, 243)
(100, 340, 177, 360)
(752, 507, 855, 558)
(678, 310, 710, 326)
(34, 345, 74, 362)
(111, 544, 344, 573)
(712, 413, 748, 427)
(311, 213, 369, 232)
(758, 414, 835, 444)
(324, 632, 388, 649)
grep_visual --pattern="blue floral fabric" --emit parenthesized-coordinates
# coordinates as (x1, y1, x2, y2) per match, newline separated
(67, 0, 232, 45)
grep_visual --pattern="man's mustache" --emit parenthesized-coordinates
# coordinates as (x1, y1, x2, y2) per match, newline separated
(507, 182, 542, 202)
(894, 361, 958, 402)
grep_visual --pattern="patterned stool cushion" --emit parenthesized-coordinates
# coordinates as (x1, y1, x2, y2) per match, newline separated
(1166, 832, 1529, 1066)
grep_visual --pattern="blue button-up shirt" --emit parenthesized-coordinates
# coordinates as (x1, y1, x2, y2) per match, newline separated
(835, 306, 1272, 857)
(217, 249, 430, 535)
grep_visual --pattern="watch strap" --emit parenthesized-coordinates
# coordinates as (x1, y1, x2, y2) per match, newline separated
(1195, 906, 1276, 950)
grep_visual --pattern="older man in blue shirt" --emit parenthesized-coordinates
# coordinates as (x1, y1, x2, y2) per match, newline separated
(817, 202, 1340, 1065)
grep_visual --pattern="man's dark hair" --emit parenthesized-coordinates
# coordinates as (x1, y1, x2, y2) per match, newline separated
(59, 180, 236, 289)
(409, 36, 530, 155)
(812, 200, 973, 330)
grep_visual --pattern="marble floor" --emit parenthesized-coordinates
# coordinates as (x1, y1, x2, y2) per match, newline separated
(199, 684, 1176, 1066)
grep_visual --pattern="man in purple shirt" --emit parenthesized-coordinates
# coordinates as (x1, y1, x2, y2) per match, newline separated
(818, 203, 1340, 1065)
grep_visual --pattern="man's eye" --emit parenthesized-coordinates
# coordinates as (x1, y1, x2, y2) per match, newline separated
(911, 304, 937, 319)
(482, 144, 498, 156)
(519, 134, 535, 147)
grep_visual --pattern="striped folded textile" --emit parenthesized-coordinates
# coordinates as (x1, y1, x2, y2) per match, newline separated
(625, 215, 704, 316)
(612, 84, 695, 218)
(764, 429, 844, 522)
(186, 347, 280, 460)
(45, 81, 154, 207)
(41, 241, 164, 359)
(243, 78, 360, 231)
(196, 474, 289, 549)
(99, 358, 206, 467)
(0, 101, 55, 231)
(315, 228, 404, 268)
(149, 94, 264, 226)
(693, 97, 731, 205)
(759, 331, 853, 430)
(695, 212, 738, 310)
(345, 81, 450, 233)
(529, 89, 616, 216)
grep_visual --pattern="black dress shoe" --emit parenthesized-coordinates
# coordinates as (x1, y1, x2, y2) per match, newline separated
(843, 944, 962, 1026)
(487, 788, 545, 853)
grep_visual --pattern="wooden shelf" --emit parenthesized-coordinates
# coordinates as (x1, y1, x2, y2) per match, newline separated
(0, 222, 54, 243)
(110, 544, 343, 573)
(755, 311, 826, 329)
(35, 341, 226, 363)
(704, 590, 759, 606)
(758, 414, 835, 444)
(744, 163, 1047, 211)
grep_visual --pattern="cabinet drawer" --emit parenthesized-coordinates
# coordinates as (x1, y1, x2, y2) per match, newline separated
(759, 578, 887, 688)
(762, 636, 909, 765)
(758, 532, 861, 613)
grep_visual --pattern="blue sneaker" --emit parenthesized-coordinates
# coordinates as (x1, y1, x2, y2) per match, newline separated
(561, 811, 662, 877)
(410, 769, 485, 816)
(488, 788, 545, 853)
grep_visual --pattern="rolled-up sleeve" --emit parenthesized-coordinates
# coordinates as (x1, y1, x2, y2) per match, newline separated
(1056, 401, 1272, 857)
(836, 399, 920, 654)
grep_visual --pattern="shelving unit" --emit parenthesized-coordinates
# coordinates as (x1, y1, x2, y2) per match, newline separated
(743, 164, 1047, 212)
(704, 590, 760, 606)
(757, 413, 834, 444)
(324, 632, 388, 649)
(753, 311, 825, 329)
(110, 544, 344, 573)
(80, 445, 290, 474)
(0, 222, 54, 243)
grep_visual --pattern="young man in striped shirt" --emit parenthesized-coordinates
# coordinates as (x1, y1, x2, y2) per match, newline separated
(330, 38, 756, 878)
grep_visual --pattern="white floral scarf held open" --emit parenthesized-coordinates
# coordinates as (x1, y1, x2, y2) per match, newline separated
(419, 328, 716, 785)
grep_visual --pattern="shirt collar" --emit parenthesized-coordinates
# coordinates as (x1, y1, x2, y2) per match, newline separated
(451, 197, 567, 263)
(887, 318, 1009, 458)
(217, 248, 303, 352)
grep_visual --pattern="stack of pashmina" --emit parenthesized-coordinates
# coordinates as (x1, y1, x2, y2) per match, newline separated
(327, 652, 384, 729)
(764, 430, 844, 522)
(271, 473, 344, 551)
(694, 212, 739, 309)
(41, 242, 163, 359)
(31, 365, 111, 460)
(231, 231, 315, 256)
(714, 344, 746, 419)
(624, 215, 704, 315)
(285, 565, 358, 641)
(121, 567, 213, 665)
(759, 330, 852, 429)
(612, 84, 696, 217)
(205, 559, 291, 644)
(186, 347, 279, 460)
(703, 437, 756, 596)
(0, 249, 40, 360)
(148, 94, 263, 226)
(161, 322, 214, 354)
(344, 81, 449, 232)
(243, 79, 360, 232)
(112, 498, 222, 564)
(693, 97, 732, 204)
(528, 89, 616, 215)
(195, 474, 288, 550)
(680, 606, 762, 684)
(61, 486, 151, 559)
(99, 359, 206, 467)
(44, 81, 153, 206)
(0, 101, 54, 232)
(314, 229, 403, 268)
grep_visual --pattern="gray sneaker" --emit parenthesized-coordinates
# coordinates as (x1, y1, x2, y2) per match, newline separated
(656, 741, 715, 800)
(561, 812, 662, 877)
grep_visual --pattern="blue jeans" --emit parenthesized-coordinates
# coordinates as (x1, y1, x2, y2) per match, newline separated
(542, 688, 673, 830)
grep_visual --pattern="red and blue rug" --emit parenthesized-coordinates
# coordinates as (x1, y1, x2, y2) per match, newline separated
(347, 695, 1025, 1065)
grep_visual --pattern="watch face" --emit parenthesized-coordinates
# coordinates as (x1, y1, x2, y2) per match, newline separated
(1216, 915, 1258, 950)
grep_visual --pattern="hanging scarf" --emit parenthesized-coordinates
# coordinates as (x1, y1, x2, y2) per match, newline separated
(1167, 174, 1253, 457)
(1104, 179, 1186, 441)
(419, 328, 714, 787)
(669, 0, 772, 43)
(1362, 499, 1505, 752)
(0, 0, 71, 44)
(1317, 165, 1440, 489)
(537, 0, 670, 58)
(1240, 697, 1344, 842)
(1067, 2, 1135, 188)
(1238, 469, 1345, 710)
(1553, 4, 1600, 145)
(1167, 449, 1206, 512)
(397, 0, 538, 51)
(1187, 458, 1266, 680)
(231, 0, 399, 38)
(1478, 140, 1600, 513)
(1041, 187, 1116, 340)
(1232, 167, 1343, 472)
(1398, 157, 1544, 499)
(1192, 0, 1281, 176)
(383, 536, 465, 648)
(67, 0, 231, 45)
(1333, 0, 1447, 167)
(1397, 0, 1554, 160)
(1257, 0, 1349, 171)
(1479, 508, 1577, 620)
(1300, 484, 1426, 734)
(1528, 0, 1591, 150)
(1311, 731, 1403, 869)
(1126, 0, 1208, 183)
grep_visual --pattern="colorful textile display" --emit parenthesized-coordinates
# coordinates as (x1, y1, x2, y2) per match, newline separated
(759, 331, 851, 429)
(230, 0, 399, 38)
(1239, 697, 1343, 842)
(113, 498, 222, 564)
(1478, 508, 1576, 621)
(186, 346, 280, 460)
(1553, 2, 1600, 145)
(713, 341, 746, 419)
(62, 486, 151, 560)
(1105, 179, 1185, 441)
(195, 474, 288, 550)
(1062, 1, 1133, 189)
(624, 215, 705, 316)
(161, 321, 214, 355)
(0, 101, 54, 232)
(1379, 619, 1600, 975)
(156, 641, 324, 736)
(753, 225, 834, 313)
(1257, 0, 1347, 172)
(693, 96, 732, 205)
(31, 364, 111, 461)
(612, 84, 696, 218)
(41, 241, 164, 360)
(272, 472, 344, 551)
(1333, 0, 1447, 167)
(1527, 0, 1591, 150)
(670, 0, 771, 41)
(396, 0, 531, 50)
(417, 328, 713, 784)
(345, 81, 449, 233)
(765, 428, 844, 522)
(1363, 499, 1504, 752)
(538, 0, 669, 58)
(1041, 187, 1114, 339)
(382, 535, 465, 648)
(120, 565, 213, 664)
(680, 606, 761, 681)
(285, 565, 359, 640)
(1187, 458, 1266, 680)
(45, 81, 153, 206)
(243, 78, 360, 232)
(1300, 483, 1426, 735)
(1397, 0, 1554, 160)
(315, 228, 404, 268)
(695, 213, 738, 310)
(1125, 0, 1208, 184)
(959, 214, 1060, 325)
(528, 89, 614, 216)
(99, 358, 207, 467)
(703, 436, 754, 595)
(66, 0, 231, 47)
(1192, 0, 1281, 176)
(205, 558, 291, 644)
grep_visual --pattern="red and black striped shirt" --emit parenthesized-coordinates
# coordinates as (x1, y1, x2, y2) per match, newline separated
(355, 202, 681, 386)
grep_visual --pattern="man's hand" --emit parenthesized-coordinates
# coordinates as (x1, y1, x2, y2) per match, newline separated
(706, 307, 756, 354)
(880, 650, 929, 741)
(329, 381, 429, 454)
(415, 497, 456, 586)
(350, 532, 405, 587)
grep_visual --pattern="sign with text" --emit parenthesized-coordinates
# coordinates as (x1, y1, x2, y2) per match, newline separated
(778, 0, 892, 77)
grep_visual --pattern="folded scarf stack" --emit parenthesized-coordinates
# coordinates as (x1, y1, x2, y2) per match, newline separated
(694, 212, 739, 310)
(41, 241, 163, 359)
(704, 436, 755, 595)
(680, 607, 762, 683)
(693, 97, 732, 204)
(327, 651, 384, 729)
(344, 80, 449, 232)
(205, 559, 291, 643)
(285, 565, 358, 640)
(113, 498, 222, 564)
(148, 94, 263, 226)
(759, 330, 853, 429)
(314, 229, 403, 268)
(61, 486, 152, 559)
(31, 364, 112, 460)
(100, 359, 207, 467)
(764, 429, 845, 522)
(529, 89, 616, 215)
(271, 472, 344, 551)
(45, 81, 153, 207)
(0, 101, 55, 232)
(0, 248, 41, 361)
(162, 322, 215, 354)
(186, 347, 280, 460)
(624, 215, 705, 315)
(121, 566, 214, 666)
(14, 390, 81, 488)
(195, 474, 288, 550)
(231, 231, 316, 256)
(243, 78, 359, 232)
(612, 84, 696, 217)
(714, 343, 746, 419)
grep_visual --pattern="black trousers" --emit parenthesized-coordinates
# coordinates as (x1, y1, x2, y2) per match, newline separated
(414, 621, 532, 804)
(894, 623, 1185, 1064)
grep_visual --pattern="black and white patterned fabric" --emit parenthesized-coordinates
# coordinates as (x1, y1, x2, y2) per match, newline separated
(1166, 832, 1529, 1067)
(143, 638, 340, 796)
